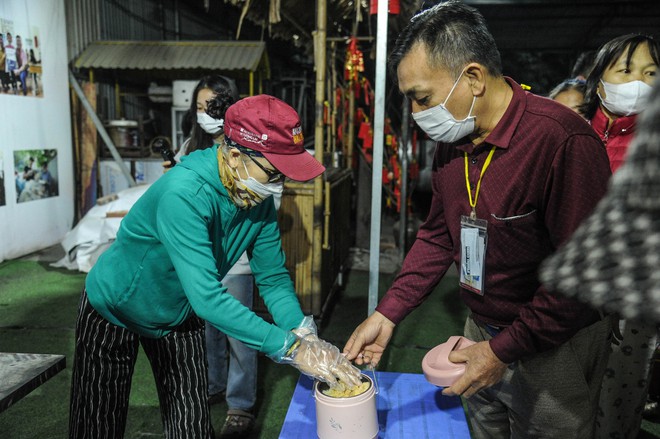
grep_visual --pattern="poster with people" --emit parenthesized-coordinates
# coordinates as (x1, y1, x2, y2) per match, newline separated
(0, 17, 42, 97)
(14, 149, 58, 203)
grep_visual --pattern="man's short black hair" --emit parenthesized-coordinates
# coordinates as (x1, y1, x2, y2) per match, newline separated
(389, 0, 502, 82)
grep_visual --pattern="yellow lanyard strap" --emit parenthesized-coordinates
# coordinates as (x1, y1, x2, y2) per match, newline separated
(464, 146, 497, 218)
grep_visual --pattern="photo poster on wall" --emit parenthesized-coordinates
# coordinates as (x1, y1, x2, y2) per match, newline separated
(0, 150, 5, 207)
(0, 0, 73, 262)
(13, 149, 58, 203)
(0, 17, 42, 98)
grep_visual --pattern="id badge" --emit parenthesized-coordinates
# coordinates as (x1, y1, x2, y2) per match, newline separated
(459, 215, 488, 295)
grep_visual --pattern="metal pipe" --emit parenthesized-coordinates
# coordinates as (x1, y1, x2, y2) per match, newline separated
(174, 0, 180, 40)
(399, 98, 410, 261)
(368, 0, 389, 316)
(326, 36, 375, 42)
(68, 70, 136, 187)
(346, 86, 355, 168)
(114, 78, 121, 118)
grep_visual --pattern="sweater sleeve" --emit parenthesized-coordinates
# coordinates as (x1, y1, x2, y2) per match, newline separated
(248, 201, 305, 333)
(155, 189, 290, 356)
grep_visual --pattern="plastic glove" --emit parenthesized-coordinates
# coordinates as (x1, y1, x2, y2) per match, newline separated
(292, 315, 317, 339)
(281, 334, 362, 389)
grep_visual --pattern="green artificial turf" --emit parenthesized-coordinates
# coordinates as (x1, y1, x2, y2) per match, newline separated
(2, 259, 660, 438)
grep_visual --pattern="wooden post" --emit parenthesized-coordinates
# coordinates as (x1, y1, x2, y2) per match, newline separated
(114, 78, 121, 118)
(313, 0, 327, 313)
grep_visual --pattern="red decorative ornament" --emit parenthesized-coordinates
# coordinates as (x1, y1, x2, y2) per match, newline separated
(344, 37, 364, 83)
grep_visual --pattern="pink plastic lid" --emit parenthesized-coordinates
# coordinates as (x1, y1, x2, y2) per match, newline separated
(422, 335, 475, 388)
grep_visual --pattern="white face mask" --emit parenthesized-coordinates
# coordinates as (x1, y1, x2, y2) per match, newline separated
(238, 160, 284, 204)
(197, 112, 224, 135)
(599, 79, 653, 117)
(412, 69, 477, 143)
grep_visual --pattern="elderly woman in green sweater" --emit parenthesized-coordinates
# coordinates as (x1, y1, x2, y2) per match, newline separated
(69, 95, 360, 439)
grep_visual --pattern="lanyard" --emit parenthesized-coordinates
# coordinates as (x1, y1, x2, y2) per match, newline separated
(464, 146, 496, 219)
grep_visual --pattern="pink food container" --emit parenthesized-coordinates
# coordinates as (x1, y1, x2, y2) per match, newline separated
(314, 373, 379, 439)
(422, 335, 475, 387)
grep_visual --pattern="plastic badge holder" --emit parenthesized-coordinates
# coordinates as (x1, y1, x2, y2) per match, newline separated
(422, 335, 475, 388)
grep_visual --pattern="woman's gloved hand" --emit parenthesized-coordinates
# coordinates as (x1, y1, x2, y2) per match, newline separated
(280, 334, 363, 389)
(292, 315, 317, 338)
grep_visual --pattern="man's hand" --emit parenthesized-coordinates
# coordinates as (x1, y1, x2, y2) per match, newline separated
(343, 311, 396, 367)
(442, 341, 508, 398)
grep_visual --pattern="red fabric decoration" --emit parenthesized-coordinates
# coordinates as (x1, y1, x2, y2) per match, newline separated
(358, 121, 371, 140)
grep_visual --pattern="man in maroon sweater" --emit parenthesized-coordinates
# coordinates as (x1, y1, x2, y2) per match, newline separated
(344, 2, 612, 437)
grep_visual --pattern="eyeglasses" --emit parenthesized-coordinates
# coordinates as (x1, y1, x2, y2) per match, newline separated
(245, 154, 285, 183)
(225, 137, 285, 183)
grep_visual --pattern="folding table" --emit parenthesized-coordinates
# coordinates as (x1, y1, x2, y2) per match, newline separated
(280, 371, 471, 438)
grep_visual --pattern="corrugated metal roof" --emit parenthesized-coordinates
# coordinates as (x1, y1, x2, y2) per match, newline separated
(73, 40, 269, 74)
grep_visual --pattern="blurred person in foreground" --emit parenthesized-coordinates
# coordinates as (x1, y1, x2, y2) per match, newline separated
(541, 78, 660, 437)
(343, 2, 612, 437)
(575, 33, 659, 439)
(69, 95, 361, 439)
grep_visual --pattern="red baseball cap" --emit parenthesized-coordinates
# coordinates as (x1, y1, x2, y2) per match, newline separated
(224, 95, 325, 181)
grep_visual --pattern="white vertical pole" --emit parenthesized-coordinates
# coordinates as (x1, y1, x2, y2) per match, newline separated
(368, 0, 389, 316)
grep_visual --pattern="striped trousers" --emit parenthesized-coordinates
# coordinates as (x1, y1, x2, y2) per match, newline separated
(69, 290, 213, 438)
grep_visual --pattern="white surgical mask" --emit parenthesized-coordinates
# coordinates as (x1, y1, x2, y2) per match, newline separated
(238, 160, 284, 204)
(197, 112, 224, 135)
(412, 69, 477, 143)
(598, 79, 653, 117)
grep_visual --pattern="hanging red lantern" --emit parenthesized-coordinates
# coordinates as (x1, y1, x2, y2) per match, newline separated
(370, 0, 400, 15)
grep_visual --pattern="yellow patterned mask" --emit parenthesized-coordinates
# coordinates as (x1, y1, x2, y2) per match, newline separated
(217, 146, 265, 210)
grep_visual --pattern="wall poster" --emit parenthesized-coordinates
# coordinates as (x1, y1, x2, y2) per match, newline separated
(0, 17, 42, 97)
(0, 0, 73, 262)
(13, 148, 58, 203)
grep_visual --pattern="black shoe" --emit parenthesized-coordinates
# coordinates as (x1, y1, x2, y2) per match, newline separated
(208, 391, 226, 406)
(219, 409, 255, 438)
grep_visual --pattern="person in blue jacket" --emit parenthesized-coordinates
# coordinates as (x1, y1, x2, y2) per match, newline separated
(69, 95, 361, 439)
